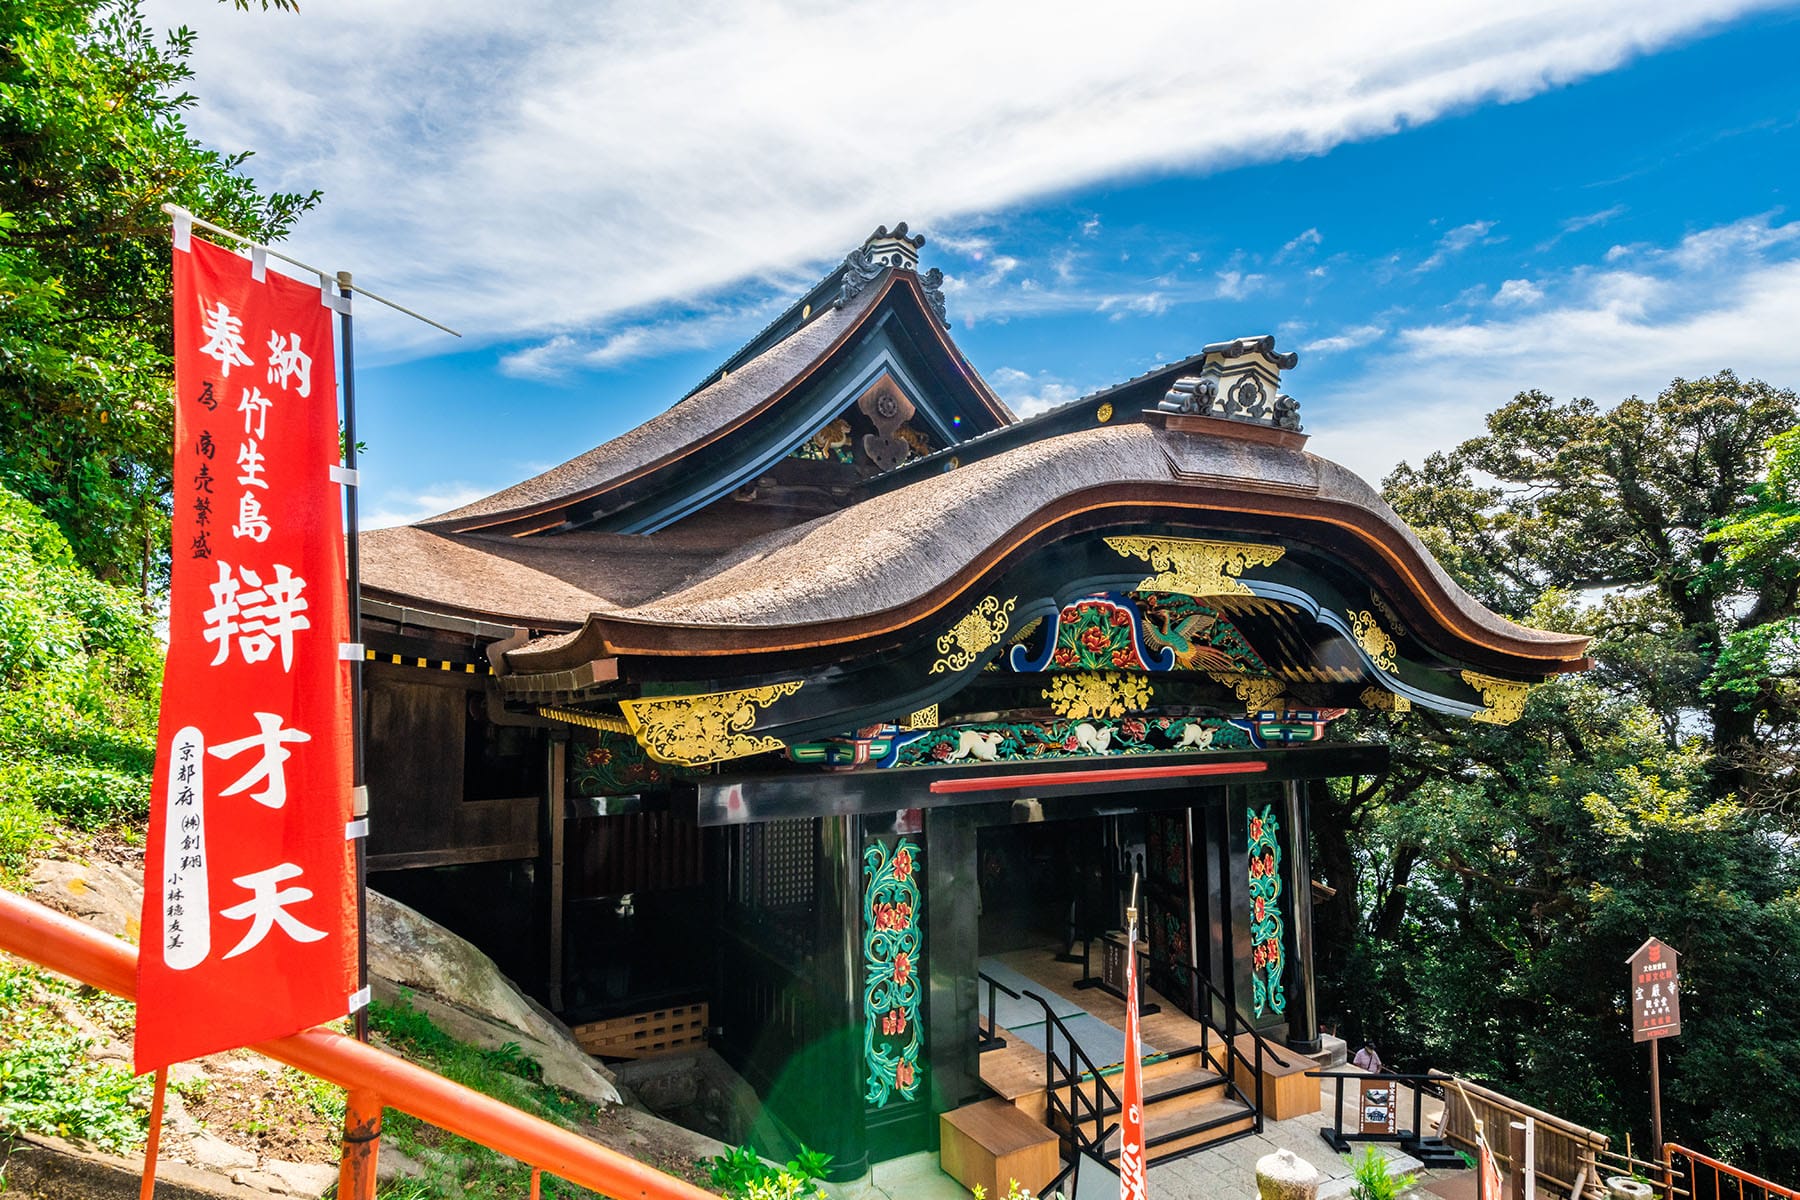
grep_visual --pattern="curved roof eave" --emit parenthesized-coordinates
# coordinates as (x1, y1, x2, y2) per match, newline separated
(418, 272, 1009, 537)
(503, 422, 1589, 670)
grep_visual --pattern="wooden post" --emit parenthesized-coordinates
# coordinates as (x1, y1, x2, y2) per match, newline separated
(546, 736, 567, 1012)
(1510, 1122, 1527, 1200)
(1649, 1040, 1663, 1159)
(337, 1088, 381, 1200)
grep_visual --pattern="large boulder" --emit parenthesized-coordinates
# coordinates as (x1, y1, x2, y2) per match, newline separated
(26, 858, 619, 1107)
(365, 890, 620, 1107)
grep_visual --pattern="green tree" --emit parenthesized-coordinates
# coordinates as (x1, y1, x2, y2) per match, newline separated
(0, 0, 317, 587)
(1315, 374, 1800, 1179)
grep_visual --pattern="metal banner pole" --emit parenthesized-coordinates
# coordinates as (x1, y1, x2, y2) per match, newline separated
(337, 271, 369, 1045)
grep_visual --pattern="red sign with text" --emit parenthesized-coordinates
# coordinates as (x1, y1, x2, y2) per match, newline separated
(134, 234, 355, 1072)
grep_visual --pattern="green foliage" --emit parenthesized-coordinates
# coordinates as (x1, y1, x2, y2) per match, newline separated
(367, 992, 601, 1199)
(0, 484, 160, 855)
(705, 1142, 833, 1200)
(0, 958, 149, 1153)
(0, 0, 318, 585)
(1346, 1145, 1417, 1200)
(1314, 373, 1800, 1182)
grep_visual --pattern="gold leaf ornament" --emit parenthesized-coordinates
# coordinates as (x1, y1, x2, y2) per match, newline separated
(620, 681, 804, 765)
(1042, 671, 1153, 720)
(1207, 671, 1286, 714)
(1105, 536, 1285, 597)
(1347, 610, 1398, 673)
(929, 595, 1018, 675)
(1358, 687, 1412, 713)
(1461, 671, 1531, 725)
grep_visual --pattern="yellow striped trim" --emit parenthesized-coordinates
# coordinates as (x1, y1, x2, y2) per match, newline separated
(538, 706, 631, 733)
(363, 649, 489, 675)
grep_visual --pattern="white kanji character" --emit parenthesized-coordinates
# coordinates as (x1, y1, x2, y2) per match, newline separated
(238, 386, 273, 439)
(200, 562, 311, 670)
(218, 863, 327, 959)
(198, 299, 254, 376)
(236, 440, 268, 490)
(208, 712, 311, 808)
(266, 332, 312, 398)
(232, 491, 270, 543)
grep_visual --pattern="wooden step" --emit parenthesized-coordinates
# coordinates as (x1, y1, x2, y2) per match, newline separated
(1050, 1062, 1231, 1122)
(1095, 1097, 1257, 1162)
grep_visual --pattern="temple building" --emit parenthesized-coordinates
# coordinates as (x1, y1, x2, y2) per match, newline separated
(356, 224, 1589, 1181)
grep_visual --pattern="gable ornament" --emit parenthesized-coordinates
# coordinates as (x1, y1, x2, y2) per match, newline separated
(929, 595, 1018, 675)
(1106, 536, 1285, 597)
(1461, 671, 1532, 725)
(620, 680, 804, 766)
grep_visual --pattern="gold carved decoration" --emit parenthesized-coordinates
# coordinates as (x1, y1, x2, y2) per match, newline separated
(1358, 687, 1412, 714)
(1207, 672, 1286, 714)
(1042, 671, 1153, 720)
(537, 706, 632, 733)
(902, 705, 939, 730)
(619, 681, 804, 766)
(929, 595, 1018, 675)
(1096, 402, 1115, 423)
(1348, 610, 1398, 673)
(1105, 536, 1285, 597)
(1461, 671, 1532, 725)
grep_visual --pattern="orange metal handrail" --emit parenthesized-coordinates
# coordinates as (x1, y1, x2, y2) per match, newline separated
(1665, 1143, 1800, 1200)
(0, 888, 718, 1200)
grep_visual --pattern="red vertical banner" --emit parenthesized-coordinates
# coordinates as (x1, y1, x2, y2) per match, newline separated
(1119, 909, 1148, 1200)
(134, 234, 355, 1073)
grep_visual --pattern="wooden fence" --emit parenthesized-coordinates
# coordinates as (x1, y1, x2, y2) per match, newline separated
(1433, 1073, 1611, 1200)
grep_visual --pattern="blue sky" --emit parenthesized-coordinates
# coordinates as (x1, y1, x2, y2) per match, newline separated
(147, 1, 1800, 526)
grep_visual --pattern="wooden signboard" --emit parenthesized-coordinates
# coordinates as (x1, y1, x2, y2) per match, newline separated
(1359, 1079, 1398, 1135)
(1628, 937, 1681, 1042)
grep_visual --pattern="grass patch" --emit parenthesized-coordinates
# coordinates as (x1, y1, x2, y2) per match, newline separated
(0, 957, 149, 1153)
(366, 992, 606, 1199)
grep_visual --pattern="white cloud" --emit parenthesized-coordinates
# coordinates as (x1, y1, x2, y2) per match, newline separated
(364, 483, 491, 529)
(150, 0, 1780, 361)
(1303, 323, 1387, 354)
(1563, 204, 1627, 233)
(991, 366, 1086, 418)
(1492, 278, 1545, 306)
(1306, 214, 1800, 486)
(1417, 219, 1500, 271)
(1214, 270, 1266, 300)
(1278, 227, 1324, 261)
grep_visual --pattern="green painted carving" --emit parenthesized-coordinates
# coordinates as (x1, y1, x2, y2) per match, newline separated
(568, 730, 699, 796)
(1048, 598, 1153, 670)
(894, 716, 1251, 767)
(1247, 804, 1286, 1017)
(1137, 592, 1271, 673)
(864, 839, 923, 1107)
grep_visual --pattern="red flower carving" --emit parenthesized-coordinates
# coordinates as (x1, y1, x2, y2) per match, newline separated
(1110, 609, 1131, 627)
(1080, 626, 1111, 653)
(1061, 609, 1080, 625)
(931, 742, 954, 761)
(896, 1061, 915, 1089)
(1053, 647, 1077, 667)
(894, 952, 912, 986)
(1254, 897, 1266, 921)
(893, 848, 913, 882)
(882, 1009, 907, 1036)
(1249, 817, 1264, 843)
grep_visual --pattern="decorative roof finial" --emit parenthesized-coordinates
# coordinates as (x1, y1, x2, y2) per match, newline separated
(1156, 336, 1304, 440)
(836, 222, 949, 328)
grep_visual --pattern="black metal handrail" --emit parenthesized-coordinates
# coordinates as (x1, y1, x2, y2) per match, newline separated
(976, 970, 1020, 1052)
(1186, 969, 1267, 1133)
(1021, 988, 1120, 1197)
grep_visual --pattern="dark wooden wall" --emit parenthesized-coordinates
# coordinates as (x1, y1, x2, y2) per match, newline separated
(363, 663, 540, 871)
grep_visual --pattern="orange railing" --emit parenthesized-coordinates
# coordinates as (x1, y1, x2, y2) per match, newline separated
(0, 888, 718, 1200)
(1666, 1143, 1799, 1200)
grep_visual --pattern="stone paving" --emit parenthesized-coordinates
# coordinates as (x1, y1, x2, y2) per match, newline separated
(832, 1078, 1453, 1200)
